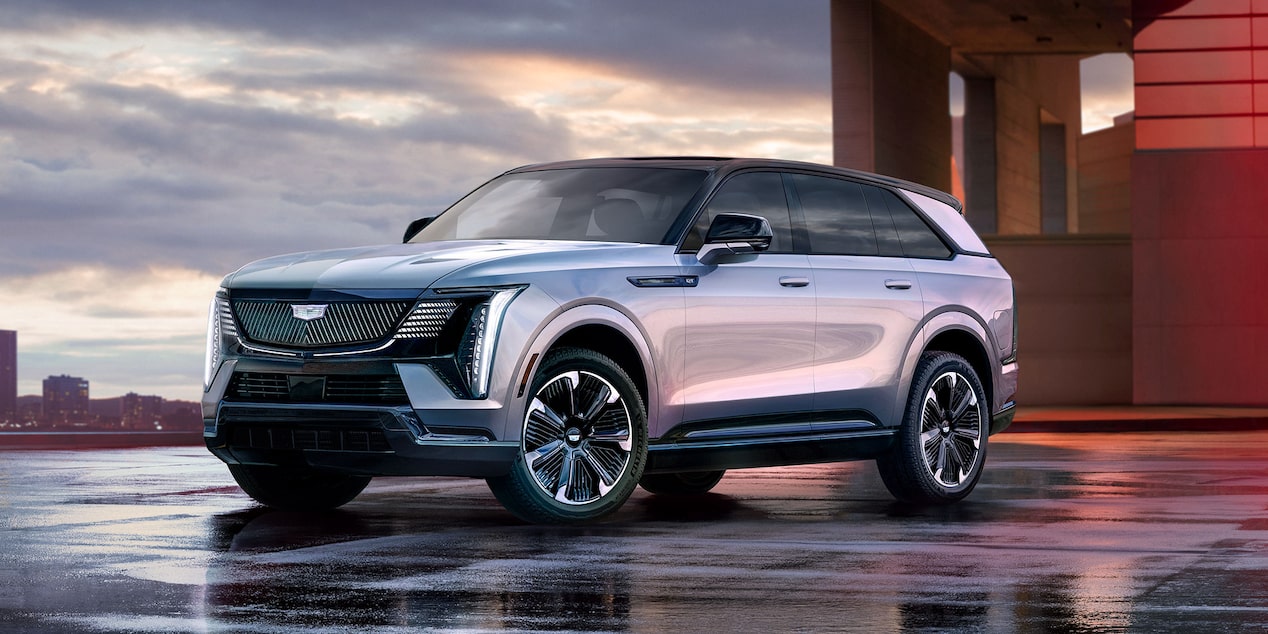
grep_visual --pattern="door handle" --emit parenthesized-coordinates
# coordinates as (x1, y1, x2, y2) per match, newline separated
(884, 279, 913, 290)
(779, 276, 810, 288)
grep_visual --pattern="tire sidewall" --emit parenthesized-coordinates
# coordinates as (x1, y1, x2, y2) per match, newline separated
(507, 348, 648, 522)
(900, 353, 989, 500)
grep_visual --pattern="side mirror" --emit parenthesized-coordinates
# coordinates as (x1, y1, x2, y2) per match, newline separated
(403, 217, 435, 243)
(697, 213, 773, 265)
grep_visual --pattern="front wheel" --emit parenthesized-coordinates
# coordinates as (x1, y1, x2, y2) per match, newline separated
(227, 464, 371, 511)
(877, 352, 988, 504)
(487, 348, 648, 524)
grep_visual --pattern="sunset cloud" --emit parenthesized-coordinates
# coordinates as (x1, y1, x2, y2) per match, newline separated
(0, 1, 832, 400)
(0, 2, 1132, 401)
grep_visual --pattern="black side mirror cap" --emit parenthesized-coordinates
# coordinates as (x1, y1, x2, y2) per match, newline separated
(403, 217, 435, 243)
(698, 213, 773, 265)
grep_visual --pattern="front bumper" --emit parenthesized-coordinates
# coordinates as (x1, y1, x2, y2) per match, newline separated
(204, 402, 518, 477)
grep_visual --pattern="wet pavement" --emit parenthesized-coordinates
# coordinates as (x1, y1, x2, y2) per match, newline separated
(0, 432, 1265, 633)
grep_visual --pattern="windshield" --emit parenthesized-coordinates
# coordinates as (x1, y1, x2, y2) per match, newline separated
(410, 167, 707, 244)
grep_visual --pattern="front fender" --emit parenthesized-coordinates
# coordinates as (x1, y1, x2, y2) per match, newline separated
(506, 302, 663, 440)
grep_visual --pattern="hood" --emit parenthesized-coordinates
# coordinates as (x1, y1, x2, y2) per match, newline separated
(224, 240, 630, 290)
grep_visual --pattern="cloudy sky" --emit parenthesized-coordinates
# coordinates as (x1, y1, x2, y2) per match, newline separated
(0, 1, 1132, 401)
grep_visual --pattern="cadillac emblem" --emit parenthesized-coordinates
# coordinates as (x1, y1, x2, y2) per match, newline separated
(291, 304, 329, 321)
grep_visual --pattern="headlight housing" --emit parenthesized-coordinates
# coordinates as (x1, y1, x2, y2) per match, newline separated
(204, 290, 235, 390)
(448, 286, 524, 399)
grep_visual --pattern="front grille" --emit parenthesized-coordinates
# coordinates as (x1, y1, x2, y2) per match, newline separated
(226, 372, 410, 405)
(232, 300, 413, 348)
(228, 425, 392, 452)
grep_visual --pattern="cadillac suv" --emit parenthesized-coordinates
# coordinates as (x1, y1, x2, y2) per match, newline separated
(203, 157, 1018, 524)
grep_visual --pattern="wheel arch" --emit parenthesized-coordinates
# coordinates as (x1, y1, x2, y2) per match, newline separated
(511, 303, 658, 437)
(923, 327, 994, 411)
(893, 309, 999, 426)
(550, 324, 649, 409)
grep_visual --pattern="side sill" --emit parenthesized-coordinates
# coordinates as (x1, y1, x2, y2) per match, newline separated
(644, 428, 896, 474)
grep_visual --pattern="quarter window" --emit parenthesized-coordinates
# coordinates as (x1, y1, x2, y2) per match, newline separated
(880, 189, 953, 259)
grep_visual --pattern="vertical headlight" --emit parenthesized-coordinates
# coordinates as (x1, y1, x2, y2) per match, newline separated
(455, 287, 524, 399)
(204, 290, 234, 390)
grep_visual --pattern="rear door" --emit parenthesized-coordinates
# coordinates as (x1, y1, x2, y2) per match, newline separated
(789, 174, 926, 426)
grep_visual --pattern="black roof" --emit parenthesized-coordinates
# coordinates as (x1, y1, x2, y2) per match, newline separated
(509, 156, 962, 212)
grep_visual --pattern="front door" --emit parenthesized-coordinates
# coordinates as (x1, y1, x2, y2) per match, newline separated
(680, 171, 815, 425)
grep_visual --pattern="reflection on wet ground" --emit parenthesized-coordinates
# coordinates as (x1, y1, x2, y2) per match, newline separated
(0, 432, 1266, 632)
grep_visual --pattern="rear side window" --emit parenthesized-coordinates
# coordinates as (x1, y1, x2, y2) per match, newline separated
(878, 188, 952, 259)
(862, 185, 903, 257)
(683, 172, 795, 253)
(791, 174, 878, 256)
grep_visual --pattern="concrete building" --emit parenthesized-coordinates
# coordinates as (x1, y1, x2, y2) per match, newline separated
(831, 0, 1266, 406)
(0, 330, 14, 422)
(121, 392, 164, 430)
(43, 374, 89, 427)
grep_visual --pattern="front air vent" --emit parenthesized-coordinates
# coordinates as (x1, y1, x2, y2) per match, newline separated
(232, 300, 412, 348)
(226, 372, 410, 405)
(228, 425, 392, 452)
(394, 300, 461, 339)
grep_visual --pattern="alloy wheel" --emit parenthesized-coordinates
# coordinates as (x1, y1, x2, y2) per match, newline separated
(523, 370, 634, 505)
(919, 370, 983, 488)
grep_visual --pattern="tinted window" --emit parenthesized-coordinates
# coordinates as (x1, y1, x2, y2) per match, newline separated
(412, 168, 707, 244)
(683, 172, 794, 252)
(903, 189, 990, 255)
(881, 189, 952, 259)
(792, 174, 878, 256)
(862, 185, 904, 257)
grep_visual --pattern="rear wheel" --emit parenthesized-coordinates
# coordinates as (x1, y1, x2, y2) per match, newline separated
(639, 470, 726, 496)
(487, 347, 648, 524)
(227, 464, 371, 511)
(877, 351, 988, 504)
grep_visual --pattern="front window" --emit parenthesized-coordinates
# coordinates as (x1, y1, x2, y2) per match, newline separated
(410, 167, 707, 244)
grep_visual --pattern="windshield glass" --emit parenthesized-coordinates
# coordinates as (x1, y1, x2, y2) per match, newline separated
(410, 167, 707, 244)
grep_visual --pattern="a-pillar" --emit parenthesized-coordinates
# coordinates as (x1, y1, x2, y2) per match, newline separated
(831, 0, 950, 192)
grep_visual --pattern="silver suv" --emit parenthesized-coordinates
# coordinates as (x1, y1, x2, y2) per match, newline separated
(203, 157, 1018, 523)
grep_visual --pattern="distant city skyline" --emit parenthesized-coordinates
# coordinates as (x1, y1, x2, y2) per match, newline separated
(3, 364, 200, 431)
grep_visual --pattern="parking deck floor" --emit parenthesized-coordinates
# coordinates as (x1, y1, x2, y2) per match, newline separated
(1, 431, 1266, 632)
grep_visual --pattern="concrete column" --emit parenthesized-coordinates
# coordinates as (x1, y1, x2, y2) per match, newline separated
(963, 77, 997, 234)
(965, 54, 1081, 235)
(831, 0, 951, 191)
(831, 0, 875, 174)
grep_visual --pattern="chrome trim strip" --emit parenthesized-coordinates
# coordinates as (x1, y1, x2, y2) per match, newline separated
(680, 419, 876, 441)
(627, 275, 699, 288)
(412, 438, 517, 448)
(651, 428, 895, 450)
(312, 340, 396, 357)
(238, 341, 304, 358)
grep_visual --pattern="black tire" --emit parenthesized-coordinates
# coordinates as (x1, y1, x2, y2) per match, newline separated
(487, 347, 648, 524)
(877, 351, 989, 504)
(227, 464, 371, 511)
(639, 470, 726, 496)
